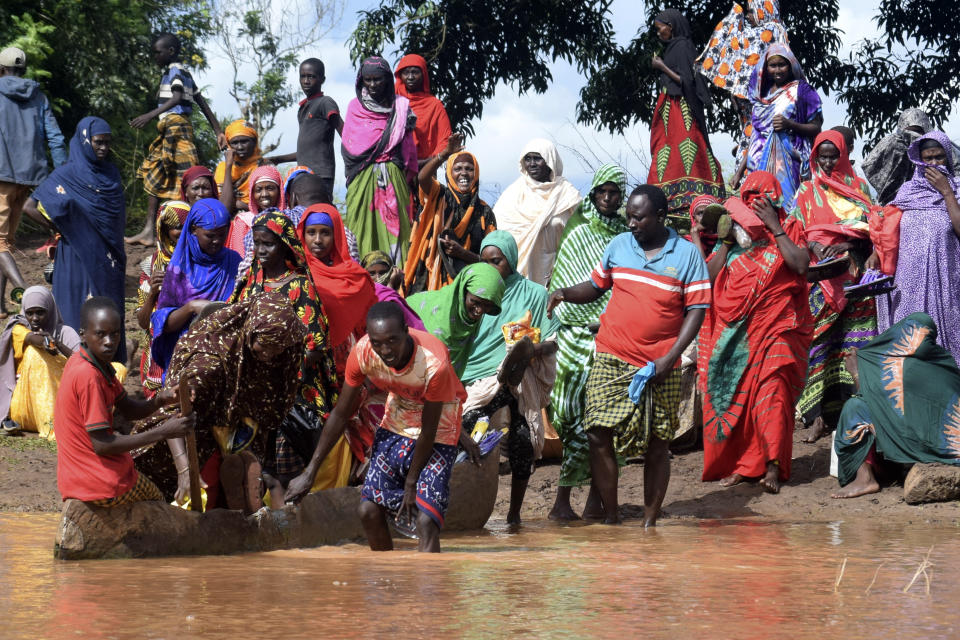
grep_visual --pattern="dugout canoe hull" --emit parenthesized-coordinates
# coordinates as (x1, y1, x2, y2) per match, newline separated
(55, 444, 500, 560)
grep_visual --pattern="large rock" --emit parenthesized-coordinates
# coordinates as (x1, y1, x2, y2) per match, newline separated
(903, 463, 960, 504)
(55, 443, 501, 560)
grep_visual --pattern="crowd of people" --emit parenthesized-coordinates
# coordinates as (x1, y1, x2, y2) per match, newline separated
(1, 1, 959, 553)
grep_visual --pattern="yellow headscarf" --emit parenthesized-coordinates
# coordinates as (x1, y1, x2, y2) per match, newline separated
(214, 120, 263, 203)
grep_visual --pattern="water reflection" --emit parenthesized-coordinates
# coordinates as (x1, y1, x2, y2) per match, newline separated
(2, 513, 959, 637)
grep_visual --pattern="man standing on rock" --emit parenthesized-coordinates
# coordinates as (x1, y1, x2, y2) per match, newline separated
(0, 46, 66, 311)
(284, 301, 466, 552)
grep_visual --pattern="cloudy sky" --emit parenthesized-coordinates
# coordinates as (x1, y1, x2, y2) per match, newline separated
(194, 0, 960, 203)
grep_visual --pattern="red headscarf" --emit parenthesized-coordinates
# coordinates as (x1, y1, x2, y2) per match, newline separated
(689, 194, 721, 243)
(296, 204, 377, 346)
(179, 166, 219, 202)
(808, 130, 873, 213)
(394, 53, 452, 159)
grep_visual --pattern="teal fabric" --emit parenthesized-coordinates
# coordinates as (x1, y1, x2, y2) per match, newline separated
(460, 231, 559, 385)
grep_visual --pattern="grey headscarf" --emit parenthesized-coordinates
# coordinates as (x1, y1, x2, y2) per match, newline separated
(863, 109, 933, 205)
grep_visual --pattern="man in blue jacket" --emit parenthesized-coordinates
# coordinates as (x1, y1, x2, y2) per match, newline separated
(0, 46, 66, 312)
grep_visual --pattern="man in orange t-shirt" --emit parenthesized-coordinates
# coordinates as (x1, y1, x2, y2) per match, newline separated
(285, 301, 465, 552)
(54, 297, 194, 505)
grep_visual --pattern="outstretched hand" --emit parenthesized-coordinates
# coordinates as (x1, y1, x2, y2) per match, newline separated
(443, 132, 465, 159)
(284, 470, 314, 504)
(130, 114, 151, 129)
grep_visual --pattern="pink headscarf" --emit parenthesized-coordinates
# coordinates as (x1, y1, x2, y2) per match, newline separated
(247, 165, 286, 215)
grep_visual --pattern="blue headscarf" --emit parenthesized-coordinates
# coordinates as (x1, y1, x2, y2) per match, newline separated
(31, 116, 127, 358)
(150, 198, 242, 372)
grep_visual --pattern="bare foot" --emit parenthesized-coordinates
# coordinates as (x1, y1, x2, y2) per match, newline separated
(719, 473, 745, 488)
(831, 461, 879, 499)
(802, 416, 829, 443)
(602, 514, 623, 525)
(759, 462, 780, 494)
(219, 453, 247, 511)
(548, 502, 581, 521)
(506, 510, 522, 526)
(794, 411, 806, 431)
(581, 486, 604, 519)
(831, 481, 880, 499)
(125, 230, 155, 247)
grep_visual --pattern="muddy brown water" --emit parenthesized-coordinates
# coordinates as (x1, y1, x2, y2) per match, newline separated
(2, 513, 958, 638)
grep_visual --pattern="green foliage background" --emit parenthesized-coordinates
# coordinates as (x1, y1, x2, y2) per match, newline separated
(0, 1, 222, 231)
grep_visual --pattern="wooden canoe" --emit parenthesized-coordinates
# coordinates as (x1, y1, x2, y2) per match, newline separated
(55, 443, 500, 560)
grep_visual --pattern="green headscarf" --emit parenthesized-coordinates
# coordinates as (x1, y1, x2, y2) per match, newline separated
(408, 262, 506, 376)
(559, 163, 628, 246)
(460, 231, 559, 385)
(553, 164, 628, 326)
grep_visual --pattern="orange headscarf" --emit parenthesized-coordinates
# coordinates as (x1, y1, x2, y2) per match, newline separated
(297, 204, 377, 346)
(214, 120, 263, 204)
(394, 54, 452, 159)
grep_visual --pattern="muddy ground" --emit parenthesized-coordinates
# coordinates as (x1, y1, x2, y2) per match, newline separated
(3, 233, 959, 526)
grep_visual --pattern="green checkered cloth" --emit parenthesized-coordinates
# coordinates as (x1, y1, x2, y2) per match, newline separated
(584, 351, 683, 457)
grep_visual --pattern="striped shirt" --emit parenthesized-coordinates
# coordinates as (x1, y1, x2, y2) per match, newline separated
(591, 228, 710, 367)
(158, 63, 195, 117)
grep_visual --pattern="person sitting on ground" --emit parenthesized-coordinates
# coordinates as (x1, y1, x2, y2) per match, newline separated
(267, 58, 342, 203)
(134, 292, 306, 512)
(232, 212, 345, 499)
(136, 200, 190, 399)
(548, 163, 627, 521)
(342, 56, 417, 262)
(547, 184, 709, 526)
(284, 302, 466, 552)
(700, 171, 811, 494)
(129, 33, 225, 247)
(231, 164, 285, 269)
(0, 287, 121, 439)
(877, 131, 960, 367)
(407, 262, 506, 378)
(150, 198, 241, 376)
(459, 231, 559, 525)
(0, 46, 66, 315)
(833, 313, 960, 499)
(790, 130, 880, 443)
(404, 133, 497, 294)
(215, 120, 265, 211)
(24, 116, 130, 364)
(362, 250, 426, 331)
(54, 297, 193, 506)
(297, 204, 378, 377)
(494, 139, 581, 286)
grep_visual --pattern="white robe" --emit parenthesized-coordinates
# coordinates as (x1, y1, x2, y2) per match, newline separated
(494, 139, 581, 286)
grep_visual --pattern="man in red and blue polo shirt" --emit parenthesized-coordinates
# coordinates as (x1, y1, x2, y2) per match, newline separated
(547, 184, 708, 526)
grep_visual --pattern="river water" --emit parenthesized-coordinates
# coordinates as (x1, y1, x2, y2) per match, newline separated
(1, 513, 958, 638)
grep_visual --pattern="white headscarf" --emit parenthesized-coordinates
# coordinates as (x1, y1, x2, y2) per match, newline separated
(493, 139, 581, 285)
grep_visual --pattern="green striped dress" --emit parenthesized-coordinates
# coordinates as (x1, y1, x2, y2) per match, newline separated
(549, 163, 627, 486)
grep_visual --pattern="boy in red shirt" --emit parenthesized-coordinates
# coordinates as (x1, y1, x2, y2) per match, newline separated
(54, 297, 194, 505)
(284, 301, 465, 552)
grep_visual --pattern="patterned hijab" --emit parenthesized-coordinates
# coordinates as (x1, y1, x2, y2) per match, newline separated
(153, 200, 191, 272)
(407, 262, 506, 375)
(234, 211, 305, 297)
(162, 292, 307, 451)
(748, 42, 806, 102)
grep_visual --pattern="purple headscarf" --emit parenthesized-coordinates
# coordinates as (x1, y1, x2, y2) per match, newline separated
(150, 198, 242, 373)
(892, 131, 960, 210)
